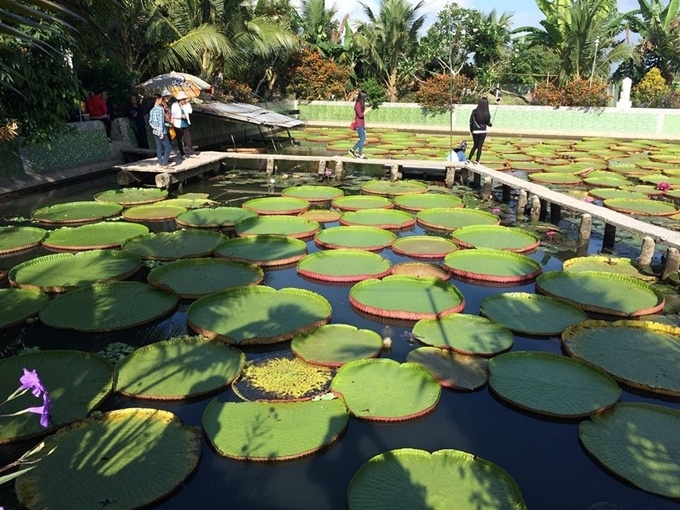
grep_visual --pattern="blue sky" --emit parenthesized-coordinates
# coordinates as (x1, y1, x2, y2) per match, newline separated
(332, 0, 641, 32)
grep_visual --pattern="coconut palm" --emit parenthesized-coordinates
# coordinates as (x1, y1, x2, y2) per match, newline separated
(299, 0, 339, 50)
(355, 0, 426, 101)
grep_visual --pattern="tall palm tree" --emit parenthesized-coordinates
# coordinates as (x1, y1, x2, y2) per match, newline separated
(299, 0, 338, 49)
(355, 0, 426, 101)
(473, 9, 514, 87)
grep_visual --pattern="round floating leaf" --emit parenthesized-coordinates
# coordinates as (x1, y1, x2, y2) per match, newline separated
(42, 221, 149, 251)
(528, 173, 582, 185)
(9, 250, 141, 293)
(242, 196, 310, 215)
(488, 351, 620, 418)
(331, 359, 441, 421)
(175, 206, 257, 228)
(416, 208, 500, 232)
(451, 225, 540, 253)
(360, 179, 428, 196)
(444, 248, 542, 283)
(406, 347, 488, 390)
(350, 275, 465, 320)
(297, 249, 391, 283)
(202, 398, 348, 461)
(232, 353, 334, 401)
(562, 255, 652, 280)
(115, 336, 245, 400)
(314, 225, 397, 251)
(122, 203, 188, 221)
(163, 196, 216, 209)
(235, 215, 319, 239)
(583, 175, 631, 187)
(0, 288, 50, 330)
(340, 208, 415, 230)
(301, 209, 342, 223)
(122, 230, 226, 260)
(187, 286, 332, 345)
(480, 292, 588, 336)
(31, 201, 122, 224)
(390, 262, 450, 280)
(39, 281, 178, 332)
(563, 320, 680, 396)
(393, 193, 463, 212)
(348, 449, 526, 510)
(214, 235, 307, 266)
(16, 408, 201, 509)
(536, 270, 665, 317)
(580, 402, 680, 498)
(292, 324, 383, 367)
(0, 226, 46, 254)
(391, 235, 458, 259)
(148, 258, 263, 299)
(0, 350, 113, 443)
(94, 187, 168, 205)
(604, 198, 678, 216)
(332, 195, 394, 211)
(588, 188, 647, 200)
(282, 185, 344, 202)
(412, 314, 514, 356)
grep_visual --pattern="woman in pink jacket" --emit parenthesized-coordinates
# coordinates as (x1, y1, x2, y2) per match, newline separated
(349, 91, 367, 159)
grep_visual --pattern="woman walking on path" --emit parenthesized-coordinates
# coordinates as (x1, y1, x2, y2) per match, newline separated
(349, 91, 367, 159)
(468, 97, 492, 164)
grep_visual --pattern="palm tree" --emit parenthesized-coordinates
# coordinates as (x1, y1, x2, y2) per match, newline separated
(473, 9, 514, 88)
(299, 0, 339, 50)
(355, 0, 426, 101)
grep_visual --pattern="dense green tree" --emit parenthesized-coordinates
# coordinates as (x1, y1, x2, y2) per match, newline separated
(500, 39, 561, 88)
(298, 0, 339, 49)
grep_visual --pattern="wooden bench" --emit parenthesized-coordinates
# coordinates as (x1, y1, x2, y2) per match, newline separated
(120, 148, 156, 163)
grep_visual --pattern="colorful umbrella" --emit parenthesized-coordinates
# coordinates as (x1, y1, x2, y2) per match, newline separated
(140, 72, 212, 98)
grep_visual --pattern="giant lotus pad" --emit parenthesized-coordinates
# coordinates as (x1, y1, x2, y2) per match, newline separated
(340, 208, 415, 230)
(406, 347, 489, 391)
(451, 225, 540, 253)
(416, 208, 499, 232)
(235, 215, 319, 239)
(122, 230, 226, 260)
(0, 288, 50, 330)
(175, 206, 257, 228)
(31, 201, 122, 224)
(291, 324, 383, 367)
(214, 235, 307, 266)
(314, 225, 396, 251)
(0, 226, 46, 254)
(297, 249, 391, 283)
(360, 179, 428, 196)
(444, 248, 542, 283)
(42, 222, 149, 251)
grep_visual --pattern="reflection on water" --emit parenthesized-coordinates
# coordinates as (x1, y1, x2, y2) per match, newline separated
(1, 172, 679, 510)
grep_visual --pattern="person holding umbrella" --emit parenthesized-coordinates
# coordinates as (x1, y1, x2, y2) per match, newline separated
(149, 94, 174, 168)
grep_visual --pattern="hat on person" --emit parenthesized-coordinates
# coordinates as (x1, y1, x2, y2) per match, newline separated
(161, 88, 172, 97)
(175, 91, 189, 100)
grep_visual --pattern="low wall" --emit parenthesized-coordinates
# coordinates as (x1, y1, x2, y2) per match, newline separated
(298, 101, 680, 140)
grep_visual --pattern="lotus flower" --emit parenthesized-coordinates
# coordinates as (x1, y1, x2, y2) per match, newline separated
(546, 231, 557, 240)
(492, 208, 501, 214)
(657, 182, 671, 192)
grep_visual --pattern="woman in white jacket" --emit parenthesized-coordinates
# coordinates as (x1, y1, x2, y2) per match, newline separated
(181, 98, 194, 155)
(171, 91, 189, 159)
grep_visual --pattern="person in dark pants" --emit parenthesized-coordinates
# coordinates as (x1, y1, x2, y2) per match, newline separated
(468, 97, 492, 164)
(349, 90, 367, 159)
(127, 95, 148, 148)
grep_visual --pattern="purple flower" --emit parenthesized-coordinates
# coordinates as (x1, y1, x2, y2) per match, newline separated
(657, 182, 671, 191)
(19, 368, 46, 398)
(546, 231, 557, 239)
(491, 208, 501, 214)
(25, 393, 51, 428)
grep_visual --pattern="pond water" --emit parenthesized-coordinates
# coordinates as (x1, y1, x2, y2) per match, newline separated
(1, 169, 679, 510)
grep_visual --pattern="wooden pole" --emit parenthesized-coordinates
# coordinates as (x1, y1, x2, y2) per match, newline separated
(578, 213, 592, 248)
(529, 195, 541, 222)
(603, 223, 617, 251)
(662, 247, 680, 281)
(637, 236, 656, 268)
(516, 190, 528, 217)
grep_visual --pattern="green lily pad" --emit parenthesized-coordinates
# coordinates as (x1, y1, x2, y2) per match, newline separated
(235, 215, 320, 239)
(393, 193, 463, 212)
(314, 225, 397, 251)
(0, 288, 50, 330)
(15, 408, 201, 509)
(391, 235, 458, 259)
(94, 187, 168, 205)
(588, 188, 647, 200)
(479, 292, 588, 336)
(348, 448, 526, 510)
(0, 226, 46, 254)
(563, 320, 680, 396)
(536, 271, 665, 317)
(122, 204, 188, 221)
(360, 179, 428, 196)
(451, 225, 540, 253)
(406, 347, 489, 390)
(291, 324, 383, 367)
(444, 248, 542, 283)
(115, 336, 245, 399)
(331, 195, 394, 211)
(412, 314, 514, 356)
(282, 185, 344, 202)
(147, 258, 264, 299)
(187, 286, 332, 345)
(301, 209, 342, 223)
(42, 221, 149, 251)
(122, 230, 226, 260)
(562, 255, 653, 280)
(232, 353, 334, 401)
(202, 398, 348, 461)
(488, 351, 620, 418)
(349, 275, 465, 320)
(214, 235, 307, 266)
(604, 198, 678, 216)
(416, 208, 499, 232)
(331, 359, 441, 421)
(163, 196, 216, 209)
(175, 206, 257, 228)
(242, 196, 310, 215)
(583, 175, 631, 188)
(391, 262, 450, 280)
(528, 173, 582, 185)
(340, 208, 415, 230)
(297, 249, 391, 283)
(0, 350, 113, 443)
(9, 250, 142, 293)
(39, 281, 178, 332)
(31, 201, 122, 224)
